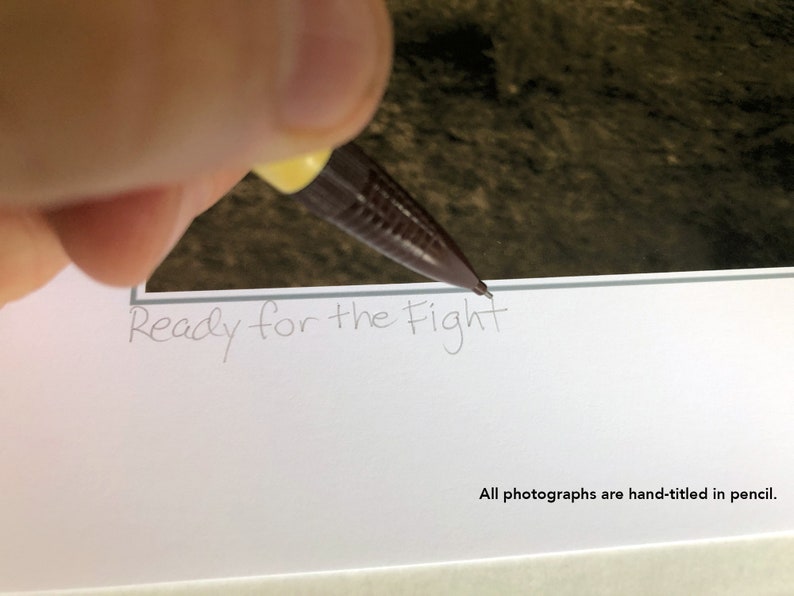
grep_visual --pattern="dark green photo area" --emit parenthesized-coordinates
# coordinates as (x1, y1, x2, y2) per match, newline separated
(148, 0, 792, 293)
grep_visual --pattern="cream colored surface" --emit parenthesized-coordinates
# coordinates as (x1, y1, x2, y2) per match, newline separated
(9, 533, 793, 596)
(3, 268, 792, 591)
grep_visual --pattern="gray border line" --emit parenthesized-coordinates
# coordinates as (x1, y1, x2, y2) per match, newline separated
(130, 269, 794, 306)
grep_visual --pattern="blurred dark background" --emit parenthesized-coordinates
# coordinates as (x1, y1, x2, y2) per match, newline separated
(149, 0, 793, 292)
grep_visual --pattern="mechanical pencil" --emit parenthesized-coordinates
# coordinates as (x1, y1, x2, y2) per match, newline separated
(252, 142, 491, 298)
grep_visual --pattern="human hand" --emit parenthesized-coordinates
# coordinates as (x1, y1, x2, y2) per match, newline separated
(0, 0, 392, 304)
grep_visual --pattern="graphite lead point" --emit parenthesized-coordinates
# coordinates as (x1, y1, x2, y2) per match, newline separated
(474, 281, 492, 299)
(261, 142, 492, 295)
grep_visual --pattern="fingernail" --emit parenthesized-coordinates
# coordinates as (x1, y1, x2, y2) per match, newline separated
(277, 0, 383, 131)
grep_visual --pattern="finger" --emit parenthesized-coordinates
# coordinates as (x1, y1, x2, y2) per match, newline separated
(0, 0, 392, 207)
(47, 167, 247, 287)
(0, 209, 69, 305)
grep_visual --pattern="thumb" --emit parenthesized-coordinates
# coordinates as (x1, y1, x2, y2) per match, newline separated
(0, 0, 393, 208)
(0, 0, 392, 300)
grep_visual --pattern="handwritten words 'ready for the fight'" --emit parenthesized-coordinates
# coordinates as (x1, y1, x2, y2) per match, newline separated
(129, 298, 508, 362)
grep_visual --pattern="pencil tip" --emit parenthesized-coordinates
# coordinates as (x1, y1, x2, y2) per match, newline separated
(473, 281, 493, 299)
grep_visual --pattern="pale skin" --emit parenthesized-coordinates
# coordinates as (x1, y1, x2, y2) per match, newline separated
(0, 0, 393, 304)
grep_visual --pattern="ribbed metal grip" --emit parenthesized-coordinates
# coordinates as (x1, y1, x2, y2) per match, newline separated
(289, 142, 485, 292)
